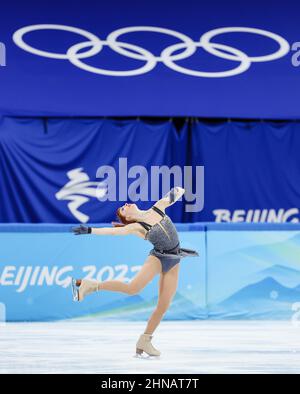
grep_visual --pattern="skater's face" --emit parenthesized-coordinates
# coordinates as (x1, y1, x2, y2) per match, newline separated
(120, 203, 138, 219)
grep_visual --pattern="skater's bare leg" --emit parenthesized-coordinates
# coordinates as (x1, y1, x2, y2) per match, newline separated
(77, 256, 161, 295)
(144, 263, 179, 335)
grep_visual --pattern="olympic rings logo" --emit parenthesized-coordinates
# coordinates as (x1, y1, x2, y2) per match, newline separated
(13, 24, 290, 78)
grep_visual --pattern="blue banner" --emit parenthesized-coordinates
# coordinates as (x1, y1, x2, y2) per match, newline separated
(0, 0, 299, 118)
(0, 117, 189, 223)
(1, 117, 300, 224)
(191, 120, 300, 223)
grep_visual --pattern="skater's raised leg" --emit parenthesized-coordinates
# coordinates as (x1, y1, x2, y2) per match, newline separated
(75, 256, 161, 301)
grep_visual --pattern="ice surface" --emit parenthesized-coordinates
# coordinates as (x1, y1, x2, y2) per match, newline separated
(0, 320, 299, 374)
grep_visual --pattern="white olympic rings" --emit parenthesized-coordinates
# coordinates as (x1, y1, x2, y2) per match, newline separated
(12, 24, 290, 78)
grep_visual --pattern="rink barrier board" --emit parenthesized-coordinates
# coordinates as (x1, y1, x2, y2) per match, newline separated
(0, 223, 300, 321)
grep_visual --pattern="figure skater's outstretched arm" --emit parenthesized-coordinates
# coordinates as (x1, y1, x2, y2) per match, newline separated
(71, 223, 161, 298)
(72, 223, 144, 237)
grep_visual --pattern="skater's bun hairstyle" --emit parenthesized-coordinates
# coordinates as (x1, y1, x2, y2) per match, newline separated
(112, 207, 137, 227)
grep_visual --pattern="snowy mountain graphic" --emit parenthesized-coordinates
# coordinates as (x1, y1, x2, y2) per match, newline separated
(209, 278, 300, 320)
(209, 231, 300, 306)
(223, 277, 299, 301)
(252, 264, 300, 288)
(215, 231, 300, 275)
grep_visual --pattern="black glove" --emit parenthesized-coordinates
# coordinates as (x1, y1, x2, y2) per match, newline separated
(72, 225, 92, 235)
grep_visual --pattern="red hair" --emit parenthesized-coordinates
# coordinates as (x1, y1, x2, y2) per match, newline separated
(112, 207, 137, 227)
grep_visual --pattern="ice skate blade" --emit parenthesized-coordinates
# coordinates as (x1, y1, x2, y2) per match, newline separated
(134, 354, 160, 360)
(134, 350, 160, 359)
(71, 278, 79, 302)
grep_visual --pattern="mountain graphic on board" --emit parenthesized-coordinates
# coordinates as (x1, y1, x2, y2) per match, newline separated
(209, 278, 300, 320)
(215, 232, 300, 280)
(222, 277, 299, 302)
(252, 264, 300, 288)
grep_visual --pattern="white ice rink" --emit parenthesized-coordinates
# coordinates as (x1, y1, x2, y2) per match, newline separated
(0, 320, 300, 374)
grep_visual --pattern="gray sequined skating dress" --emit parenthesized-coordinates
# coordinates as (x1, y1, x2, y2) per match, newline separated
(138, 206, 199, 273)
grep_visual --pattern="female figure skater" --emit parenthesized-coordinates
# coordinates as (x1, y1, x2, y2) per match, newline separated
(71, 187, 198, 357)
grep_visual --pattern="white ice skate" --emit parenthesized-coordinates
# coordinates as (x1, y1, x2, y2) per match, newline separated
(71, 278, 100, 302)
(135, 334, 161, 357)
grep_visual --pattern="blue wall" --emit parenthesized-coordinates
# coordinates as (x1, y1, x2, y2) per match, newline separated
(1, 117, 300, 224)
(1, 223, 300, 321)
